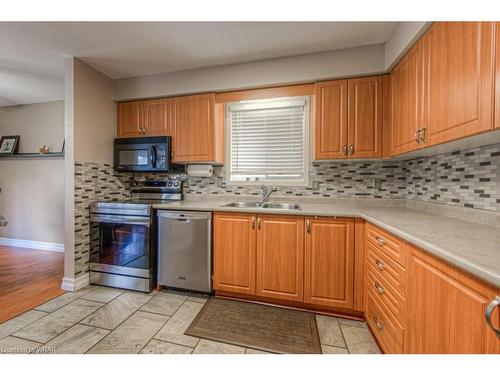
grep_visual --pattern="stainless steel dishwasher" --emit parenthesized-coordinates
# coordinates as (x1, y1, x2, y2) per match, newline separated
(157, 210, 212, 293)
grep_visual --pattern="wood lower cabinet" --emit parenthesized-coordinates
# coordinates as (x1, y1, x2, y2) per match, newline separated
(256, 215, 304, 302)
(405, 245, 500, 354)
(495, 22, 500, 129)
(304, 217, 354, 309)
(423, 22, 494, 145)
(213, 212, 256, 295)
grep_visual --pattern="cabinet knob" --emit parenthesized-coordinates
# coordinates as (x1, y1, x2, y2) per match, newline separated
(375, 259, 385, 270)
(415, 128, 421, 144)
(257, 217, 261, 230)
(251, 216, 256, 230)
(348, 144, 354, 156)
(373, 316, 384, 331)
(306, 220, 311, 233)
(342, 145, 348, 156)
(375, 236, 386, 246)
(374, 281, 385, 295)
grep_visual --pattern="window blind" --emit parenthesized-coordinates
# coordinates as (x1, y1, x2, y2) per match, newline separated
(227, 97, 309, 184)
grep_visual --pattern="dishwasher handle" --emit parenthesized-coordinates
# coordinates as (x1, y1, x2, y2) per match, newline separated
(157, 210, 212, 220)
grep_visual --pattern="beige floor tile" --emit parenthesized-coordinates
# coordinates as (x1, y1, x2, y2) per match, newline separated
(337, 317, 367, 328)
(33, 287, 95, 313)
(340, 325, 380, 354)
(244, 347, 272, 354)
(39, 324, 110, 354)
(154, 301, 203, 347)
(88, 311, 169, 354)
(315, 315, 347, 348)
(140, 339, 193, 354)
(140, 291, 187, 316)
(0, 310, 48, 340)
(79, 286, 125, 303)
(0, 336, 42, 354)
(12, 299, 103, 343)
(321, 344, 349, 354)
(80, 291, 152, 330)
(193, 339, 245, 354)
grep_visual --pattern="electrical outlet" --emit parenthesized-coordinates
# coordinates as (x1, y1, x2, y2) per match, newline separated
(312, 181, 320, 191)
(373, 179, 382, 190)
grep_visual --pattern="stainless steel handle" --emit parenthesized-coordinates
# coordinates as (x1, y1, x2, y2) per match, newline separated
(257, 217, 261, 230)
(375, 259, 385, 270)
(374, 281, 385, 295)
(485, 296, 500, 338)
(375, 236, 386, 246)
(415, 128, 421, 144)
(306, 220, 311, 233)
(175, 218, 191, 223)
(420, 127, 426, 144)
(373, 316, 384, 331)
(342, 144, 348, 156)
(348, 144, 354, 156)
(90, 214, 150, 227)
(251, 216, 256, 230)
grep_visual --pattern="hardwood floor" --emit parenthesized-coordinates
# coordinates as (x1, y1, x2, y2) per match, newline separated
(0, 245, 64, 323)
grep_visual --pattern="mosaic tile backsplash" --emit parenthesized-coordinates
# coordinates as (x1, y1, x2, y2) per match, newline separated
(72, 143, 500, 277)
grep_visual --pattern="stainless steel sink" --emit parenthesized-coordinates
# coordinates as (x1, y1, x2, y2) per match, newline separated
(224, 201, 301, 210)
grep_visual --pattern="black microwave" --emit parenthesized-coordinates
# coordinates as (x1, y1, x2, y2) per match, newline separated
(114, 136, 171, 172)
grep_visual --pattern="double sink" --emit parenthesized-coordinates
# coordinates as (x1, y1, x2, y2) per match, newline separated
(224, 201, 301, 210)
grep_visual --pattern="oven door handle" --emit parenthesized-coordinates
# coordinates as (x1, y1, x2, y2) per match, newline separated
(90, 214, 151, 227)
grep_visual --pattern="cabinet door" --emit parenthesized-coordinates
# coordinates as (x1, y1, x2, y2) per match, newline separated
(117, 101, 143, 137)
(347, 76, 383, 158)
(495, 22, 500, 129)
(391, 41, 424, 156)
(405, 245, 500, 354)
(213, 212, 256, 296)
(256, 215, 304, 302)
(174, 93, 215, 162)
(304, 217, 354, 309)
(143, 99, 172, 136)
(314, 80, 348, 160)
(424, 22, 494, 145)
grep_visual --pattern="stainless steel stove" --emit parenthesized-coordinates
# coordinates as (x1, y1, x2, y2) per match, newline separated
(89, 178, 183, 292)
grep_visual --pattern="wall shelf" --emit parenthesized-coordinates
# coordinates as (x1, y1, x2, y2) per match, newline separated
(0, 152, 65, 159)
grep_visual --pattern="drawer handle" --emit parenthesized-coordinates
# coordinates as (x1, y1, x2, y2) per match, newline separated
(373, 316, 384, 331)
(375, 236, 386, 246)
(485, 296, 500, 338)
(374, 281, 385, 295)
(375, 259, 385, 270)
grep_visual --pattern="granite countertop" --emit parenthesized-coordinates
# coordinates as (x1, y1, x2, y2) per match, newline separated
(152, 198, 500, 289)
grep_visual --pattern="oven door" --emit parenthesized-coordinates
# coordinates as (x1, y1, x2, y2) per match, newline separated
(90, 214, 151, 278)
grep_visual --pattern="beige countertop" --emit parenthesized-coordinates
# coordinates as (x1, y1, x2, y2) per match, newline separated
(152, 197, 500, 289)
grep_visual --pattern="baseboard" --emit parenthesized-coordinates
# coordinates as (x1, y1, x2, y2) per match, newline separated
(61, 273, 90, 292)
(0, 237, 64, 252)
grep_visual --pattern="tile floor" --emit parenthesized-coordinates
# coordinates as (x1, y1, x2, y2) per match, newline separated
(0, 285, 380, 354)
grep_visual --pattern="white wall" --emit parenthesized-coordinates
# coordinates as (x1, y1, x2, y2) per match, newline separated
(113, 44, 386, 101)
(0, 101, 65, 244)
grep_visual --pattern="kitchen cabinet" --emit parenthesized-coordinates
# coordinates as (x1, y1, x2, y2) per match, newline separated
(315, 77, 383, 160)
(423, 22, 494, 146)
(390, 39, 425, 156)
(314, 80, 348, 159)
(347, 76, 383, 158)
(213, 212, 256, 296)
(405, 244, 500, 354)
(304, 217, 354, 309)
(495, 22, 500, 129)
(256, 215, 304, 302)
(117, 100, 144, 137)
(174, 93, 223, 163)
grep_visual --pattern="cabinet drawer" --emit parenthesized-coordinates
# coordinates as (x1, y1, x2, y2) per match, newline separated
(366, 242, 406, 296)
(366, 223, 406, 267)
(366, 262, 406, 325)
(366, 287, 405, 354)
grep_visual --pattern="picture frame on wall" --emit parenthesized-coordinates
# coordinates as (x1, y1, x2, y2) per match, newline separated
(0, 135, 20, 156)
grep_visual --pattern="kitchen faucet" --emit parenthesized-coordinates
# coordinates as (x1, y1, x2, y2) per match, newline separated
(261, 185, 278, 202)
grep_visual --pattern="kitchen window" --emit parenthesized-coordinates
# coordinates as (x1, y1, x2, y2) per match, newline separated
(226, 96, 310, 185)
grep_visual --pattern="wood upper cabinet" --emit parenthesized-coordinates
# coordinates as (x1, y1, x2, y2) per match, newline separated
(347, 76, 383, 158)
(405, 245, 500, 354)
(256, 215, 305, 302)
(423, 22, 494, 145)
(314, 80, 348, 159)
(304, 217, 354, 309)
(174, 93, 220, 163)
(391, 39, 425, 156)
(213, 212, 256, 296)
(495, 22, 500, 129)
(117, 101, 143, 137)
(143, 98, 174, 136)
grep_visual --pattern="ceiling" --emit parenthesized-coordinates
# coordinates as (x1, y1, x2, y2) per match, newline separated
(0, 22, 398, 106)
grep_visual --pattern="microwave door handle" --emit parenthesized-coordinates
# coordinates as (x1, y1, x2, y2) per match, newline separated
(151, 145, 157, 168)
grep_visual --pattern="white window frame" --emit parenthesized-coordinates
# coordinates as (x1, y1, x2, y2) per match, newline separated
(224, 96, 310, 186)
